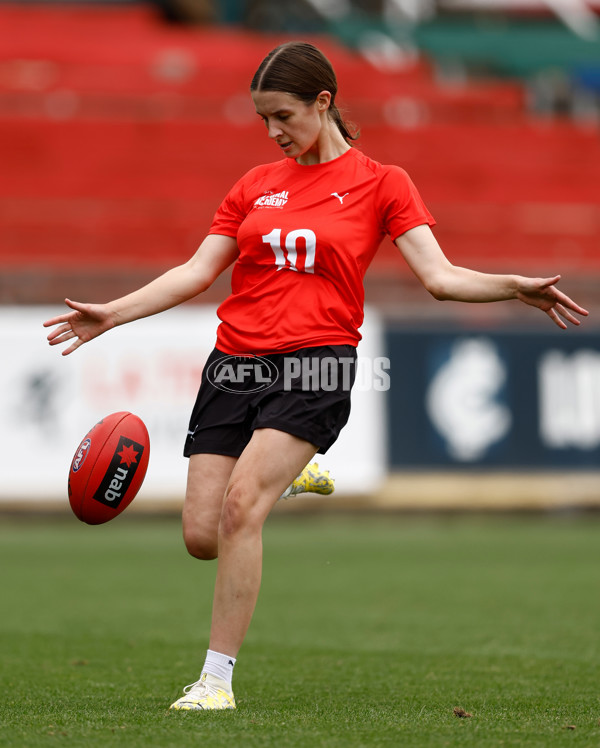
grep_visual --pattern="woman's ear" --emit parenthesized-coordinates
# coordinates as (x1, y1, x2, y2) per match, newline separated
(316, 91, 332, 111)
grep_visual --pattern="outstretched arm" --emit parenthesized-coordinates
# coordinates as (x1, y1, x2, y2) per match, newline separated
(43, 234, 239, 355)
(395, 224, 588, 329)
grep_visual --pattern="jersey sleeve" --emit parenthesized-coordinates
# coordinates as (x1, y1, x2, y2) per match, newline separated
(377, 165, 435, 241)
(208, 170, 255, 238)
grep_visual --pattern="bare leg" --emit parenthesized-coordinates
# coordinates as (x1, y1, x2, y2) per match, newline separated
(182, 453, 237, 560)
(209, 428, 317, 657)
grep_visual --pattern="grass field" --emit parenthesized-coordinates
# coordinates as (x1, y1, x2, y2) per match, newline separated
(1, 511, 600, 747)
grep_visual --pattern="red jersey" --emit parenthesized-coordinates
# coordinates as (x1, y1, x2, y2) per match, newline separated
(209, 147, 435, 354)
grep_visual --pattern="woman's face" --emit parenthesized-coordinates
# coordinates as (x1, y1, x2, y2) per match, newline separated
(251, 90, 330, 161)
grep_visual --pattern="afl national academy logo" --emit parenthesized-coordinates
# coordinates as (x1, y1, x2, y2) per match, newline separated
(207, 355, 279, 394)
(254, 190, 289, 208)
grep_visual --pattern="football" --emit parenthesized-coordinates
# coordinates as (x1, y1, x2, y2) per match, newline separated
(68, 411, 150, 525)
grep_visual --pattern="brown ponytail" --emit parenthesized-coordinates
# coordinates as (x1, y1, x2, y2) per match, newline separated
(251, 42, 359, 142)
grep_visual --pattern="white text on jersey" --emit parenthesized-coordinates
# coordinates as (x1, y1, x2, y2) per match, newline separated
(255, 190, 289, 208)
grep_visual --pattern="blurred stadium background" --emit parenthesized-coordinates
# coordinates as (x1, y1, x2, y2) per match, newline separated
(1, 0, 599, 512)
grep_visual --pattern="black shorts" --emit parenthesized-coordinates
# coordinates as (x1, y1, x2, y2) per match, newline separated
(184, 345, 357, 457)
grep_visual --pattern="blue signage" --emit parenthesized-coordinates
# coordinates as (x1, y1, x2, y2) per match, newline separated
(385, 327, 600, 468)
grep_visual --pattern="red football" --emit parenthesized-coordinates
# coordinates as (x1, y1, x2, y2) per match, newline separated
(68, 412, 150, 525)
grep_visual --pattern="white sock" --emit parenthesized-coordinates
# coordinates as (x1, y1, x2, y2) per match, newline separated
(201, 649, 236, 690)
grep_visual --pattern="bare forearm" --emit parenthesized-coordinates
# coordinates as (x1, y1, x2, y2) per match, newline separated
(428, 265, 521, 303)
(43, 235, 238, 356)
(107, 234, 238, 326)
(108, 261, 209, 326)
(397, 227, 521, 303)
(395, 226, 587, 329)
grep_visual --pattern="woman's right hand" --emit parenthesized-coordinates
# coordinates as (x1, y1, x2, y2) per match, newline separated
(43, 298, 116, 355)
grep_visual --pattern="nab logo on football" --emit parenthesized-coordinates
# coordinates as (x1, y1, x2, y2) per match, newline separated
(206, 355, 278, 394)
(93, 436, 145, 508)
(71, 438, 91, 473)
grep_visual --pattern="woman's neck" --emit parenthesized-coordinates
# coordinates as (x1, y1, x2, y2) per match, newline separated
(295, 129, 351, 166)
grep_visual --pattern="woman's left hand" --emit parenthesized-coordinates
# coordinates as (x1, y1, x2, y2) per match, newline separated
(516, 275, 589, 329)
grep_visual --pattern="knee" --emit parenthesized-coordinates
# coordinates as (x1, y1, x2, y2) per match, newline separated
(182, 522, 218, 560)
(219, 483, 261, 540)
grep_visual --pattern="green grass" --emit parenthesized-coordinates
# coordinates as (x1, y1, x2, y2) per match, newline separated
(1, 512, 600, 747)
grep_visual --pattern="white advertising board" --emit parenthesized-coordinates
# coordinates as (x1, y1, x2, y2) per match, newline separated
(0, 305, 386, 504)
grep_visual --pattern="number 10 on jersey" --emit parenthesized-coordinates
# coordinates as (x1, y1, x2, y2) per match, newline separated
(263, 228, 316, 274)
